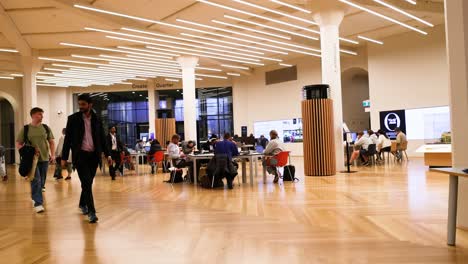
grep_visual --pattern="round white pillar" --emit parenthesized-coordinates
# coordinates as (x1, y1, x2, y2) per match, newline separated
(177, 56, 199, 141)
(147, 79, 156, 139)
(21, 55, 40, 123)
(313, 9, 345, 171)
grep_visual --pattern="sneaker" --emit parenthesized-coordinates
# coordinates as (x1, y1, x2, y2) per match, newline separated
(273, 173, 279, 183)
(111, 176, 116, 181)
(42, 187, 46, 192)
(32, 200, 35, 207)
(79, 206, 89, 215)
(34, 205, 45, 213)
(88, 213, 99, 223)
(2, 176, 7, 181)
(227, 178, 234, 189)
(65, 176, 71, 180)
(56, 176, 63, 180)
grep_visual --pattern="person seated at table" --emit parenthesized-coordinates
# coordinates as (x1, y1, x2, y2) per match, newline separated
(368, 130, 379, 145)
(211, 133, 239, 189)
(181, 140, 197, 155)
(348, 131, 372, 166)
(167, 134, 182, 164)
(148, 139, 163, 174)
(376, 129, 392, 161)
(258, 135, 269, 150)
(263, 130, 285, 184)
(135, 140, 145, 153)
(395, 127, 408, 162)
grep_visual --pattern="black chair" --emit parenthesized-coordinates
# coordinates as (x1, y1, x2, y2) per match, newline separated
(212, 155, 230, 188)
(366, 144, 378, 165)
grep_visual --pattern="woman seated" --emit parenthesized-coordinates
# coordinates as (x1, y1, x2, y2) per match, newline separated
(377, 129, 392, 160)
(147, 139, 162, 174)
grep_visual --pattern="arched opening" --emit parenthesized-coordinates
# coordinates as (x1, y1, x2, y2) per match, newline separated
(341, 67, 370, 132)
(0, 98, 15, 164)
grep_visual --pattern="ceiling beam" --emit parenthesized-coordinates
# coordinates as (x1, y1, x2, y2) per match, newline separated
(0, 2, 31, 56)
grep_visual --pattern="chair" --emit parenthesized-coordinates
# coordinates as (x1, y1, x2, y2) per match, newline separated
(120, 153, 133, 175)
(390, 142, 398, 163)
(147, 151, 166, 174)
(400, 141, 409, 161)
(269, 151, 294, 182)
(366, 144, 377, 165)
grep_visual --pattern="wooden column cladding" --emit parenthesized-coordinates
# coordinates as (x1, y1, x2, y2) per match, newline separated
(302, 99, 336, 176)
(155, 118, 176, 149)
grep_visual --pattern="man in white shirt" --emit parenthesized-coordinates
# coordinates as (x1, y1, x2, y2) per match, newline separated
(263, 130, 285, 183)
(348, 131, 372, 166)
(167, 134, 182, 160)
(106, 126, 124, 180)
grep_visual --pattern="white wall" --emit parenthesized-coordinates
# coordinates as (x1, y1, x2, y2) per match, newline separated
(36, 86, 70, 140)
(368, 25, 449, 156)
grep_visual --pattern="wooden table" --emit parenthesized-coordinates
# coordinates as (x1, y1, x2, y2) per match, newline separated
(430, 167, 468, 246)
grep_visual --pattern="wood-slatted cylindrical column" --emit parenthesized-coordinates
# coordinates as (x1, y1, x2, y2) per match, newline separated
(302, 99, 336, 176)
(155, 118, 176, 149)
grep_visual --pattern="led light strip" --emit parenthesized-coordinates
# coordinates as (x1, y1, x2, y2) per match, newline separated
(405, 0, 416, 5)
(180, 33, 287, 55)
(60, 42, 177, 58)
(122, 27, 265, 55)
(231, 0, 317, 25)
(0, 48, 18, 53)
(10, 73, 24, 77)
(197, 0, 320, 34)
(177, 19, 321, 53)
(71, 54, 179, 69)
(221, 64, 249, 70)
(340, 49, 358, 56)
(99, 54, 178, 66)
(358, 35, 384, 45)
(0, 76, 14, 79)
(270, 0, 311, 14)
(165, 78, 180, 82)
(195, 73, 228, 79)
(227, 73, 241, 76)
(223, 15, 318, 41)
(338, 0, 427, 35)
(107, 35, 262, 62)
(373, 0, 433, 27)
(211, 20, 291, 40)
(279, 63, 293, 67)
(52, 64, 159, 77)
(195, 66, 222, 72)
(87, 27, 278, 61)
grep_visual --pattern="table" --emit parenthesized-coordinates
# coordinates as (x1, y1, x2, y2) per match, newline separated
(236, 152, 265, 186)
(417, 144, 452, 167)
(188, 153, 214, 185)
(130, 153, 146, 174)
(430, 167, 468, 246)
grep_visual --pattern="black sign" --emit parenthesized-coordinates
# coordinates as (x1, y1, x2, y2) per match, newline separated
(241, 126, 247, 138)
(379, 110, 406, 139)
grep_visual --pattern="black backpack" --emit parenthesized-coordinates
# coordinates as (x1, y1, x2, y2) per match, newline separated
(18, 124, 51, 177)
(282, 165, 299, 182)
(165, 170, 184, 183)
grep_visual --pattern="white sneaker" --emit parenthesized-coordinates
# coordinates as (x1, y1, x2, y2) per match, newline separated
(34, 205, 45, 213)
(42, 187, 46, 192)
(32, 200, 35, 207)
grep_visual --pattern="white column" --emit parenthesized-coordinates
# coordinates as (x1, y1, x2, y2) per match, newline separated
(147, 79, 156, 138)
(21, 55, 41, 123)
(177, 56, 199, 141)
(313, 10, 345, 171)
(445, 0, 468, 228)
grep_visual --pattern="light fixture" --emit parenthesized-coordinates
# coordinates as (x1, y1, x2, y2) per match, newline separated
(72, 54, 180, 70)
(340, 38, 359, 45)
(223, 15, 318, 41)
(221, 64, 249, 70)
(10, 73, 24, 77)
(373, 0, 433, 27)
(279, 63, 293, 67)
(195, 73, 228, 79)
(60, 42, 176, 59)
(270, 0, 311, 14)
(165, 78, 180, 82)
(51, 64, 158, 77)
(195, 66, 222, 72)
(0, 76, 14, 79)
(99, 54, 178, 66)
(358, 35, 384, 45)
(405, 0, 416, 5)
(176, 19, 321, 54)
(195, 78, 203, 81)
(122, 27, 265, 55)
(197, 0, 320, 34)
(227, 73, 241, 76)
(231, 0, 317, 25)
(338, 0, 427, 35)
(180, 33, 287, 55)
(0, 48, 18, 53)
(340, 49, 358, 56)
(211, 20, 291, 40)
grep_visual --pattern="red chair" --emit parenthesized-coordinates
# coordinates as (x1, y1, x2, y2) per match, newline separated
(267, 151, 294, 182)
(120, 153, 133, 174)
(147, 151, 166, 174)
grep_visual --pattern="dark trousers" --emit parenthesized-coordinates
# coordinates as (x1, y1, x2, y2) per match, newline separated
(76, 151, 99, 214)
(109, 150, 122, 177)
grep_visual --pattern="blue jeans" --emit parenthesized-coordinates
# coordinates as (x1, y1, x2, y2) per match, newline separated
(32, 161, 49, 206)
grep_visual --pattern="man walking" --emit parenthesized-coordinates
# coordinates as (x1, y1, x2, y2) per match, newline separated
(107, 126, 124, 180)
(16, 107, 55, 213)
(61, 94, 111, 223)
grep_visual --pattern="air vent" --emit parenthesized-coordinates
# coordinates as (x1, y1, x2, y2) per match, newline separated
(265, 66, 297, 85)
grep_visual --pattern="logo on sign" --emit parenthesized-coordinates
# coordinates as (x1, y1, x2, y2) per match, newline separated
(384, 113, 400, 131)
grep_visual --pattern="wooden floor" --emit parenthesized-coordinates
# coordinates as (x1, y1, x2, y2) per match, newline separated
(1, 158, 468, 264)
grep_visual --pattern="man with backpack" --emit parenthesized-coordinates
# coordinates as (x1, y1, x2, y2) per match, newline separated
(16, 107, 55, 213)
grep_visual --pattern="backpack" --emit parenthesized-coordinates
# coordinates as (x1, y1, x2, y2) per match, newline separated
(18, 124, 51, 177)
(282, 165, 299, 182)
(165, 169, 184, 183)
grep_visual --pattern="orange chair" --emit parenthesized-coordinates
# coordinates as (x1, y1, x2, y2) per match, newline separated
(147, 151, 166, 174)
(267, 151, 294, 182)
(120, 153, 133, 174)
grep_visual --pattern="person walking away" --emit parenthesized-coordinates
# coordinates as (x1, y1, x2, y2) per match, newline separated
(55, 128, 72, 180)
(16, 107, 55, 213)
(263, 130, 285, 183)
(61, 94, 111, 223)
(107, 126, 124, 180)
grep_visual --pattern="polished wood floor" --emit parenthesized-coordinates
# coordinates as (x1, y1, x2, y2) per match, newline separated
(1, 158, 468, 263)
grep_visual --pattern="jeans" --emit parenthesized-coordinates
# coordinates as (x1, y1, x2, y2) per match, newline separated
(32, 161, 49, 206)
(76, 151, 99, 214)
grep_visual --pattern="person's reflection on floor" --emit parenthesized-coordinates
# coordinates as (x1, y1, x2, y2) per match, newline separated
(80, 219, 99, 263)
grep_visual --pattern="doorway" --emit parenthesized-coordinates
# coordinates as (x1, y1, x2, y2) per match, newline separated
(341, 68, 370, 132)
(0, 99, 15, 164)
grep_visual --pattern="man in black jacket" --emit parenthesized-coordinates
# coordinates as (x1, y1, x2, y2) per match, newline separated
(106, 126, 124, 180)
(61, 94, 111, 223)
